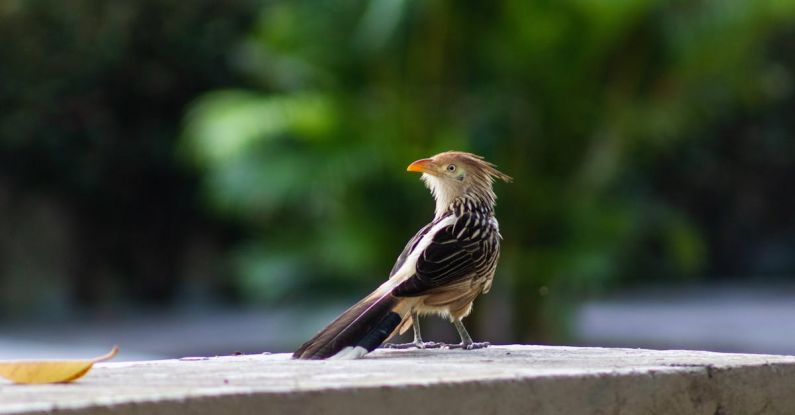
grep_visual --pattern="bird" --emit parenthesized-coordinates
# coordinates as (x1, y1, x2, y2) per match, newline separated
(293, 151, 511, 360)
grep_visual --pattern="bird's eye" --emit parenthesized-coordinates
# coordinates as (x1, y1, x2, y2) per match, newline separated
(446, 164, 456, 172)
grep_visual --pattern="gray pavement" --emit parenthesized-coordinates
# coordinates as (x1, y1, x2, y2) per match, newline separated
(575, 284, 795, 354)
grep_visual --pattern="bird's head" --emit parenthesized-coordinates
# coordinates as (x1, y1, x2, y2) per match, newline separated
(407, 151, 511, 216)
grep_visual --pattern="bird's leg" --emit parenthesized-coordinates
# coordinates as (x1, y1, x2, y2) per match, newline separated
(445, 319, 490, 350)
(382, 313, 441, 349)
(409, 315, 442, 348)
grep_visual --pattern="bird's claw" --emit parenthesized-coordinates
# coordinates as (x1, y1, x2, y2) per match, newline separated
(382, 341, 442, 349)
(417, 341, 442, 349)
(443, 341, 490, 350)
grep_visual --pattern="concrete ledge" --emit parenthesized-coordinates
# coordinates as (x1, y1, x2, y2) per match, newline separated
(2, 345, 795, 414)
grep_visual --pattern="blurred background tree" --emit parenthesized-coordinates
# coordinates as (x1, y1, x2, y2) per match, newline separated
(0, 0, 258, 317)
(2, 0, 795, 347)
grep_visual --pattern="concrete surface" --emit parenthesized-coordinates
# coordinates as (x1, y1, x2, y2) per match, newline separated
(2, 345, 795, 415)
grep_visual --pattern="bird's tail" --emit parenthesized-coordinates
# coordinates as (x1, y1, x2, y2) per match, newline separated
(293, 283, 413, 360)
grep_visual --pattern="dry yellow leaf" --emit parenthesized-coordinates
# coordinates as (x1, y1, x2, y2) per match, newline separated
(0, 345, 119, 384)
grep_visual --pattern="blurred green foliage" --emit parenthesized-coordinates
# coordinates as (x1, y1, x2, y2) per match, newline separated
(0, 0, 258, 315)
(2, 0, 795, 342)
(182, 0, 795, 339)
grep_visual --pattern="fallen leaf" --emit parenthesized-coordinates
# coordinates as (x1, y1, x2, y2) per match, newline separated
(0, 346, 119, 384)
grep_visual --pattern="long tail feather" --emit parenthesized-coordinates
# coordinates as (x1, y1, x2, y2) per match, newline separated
(293, 289, 408, 359)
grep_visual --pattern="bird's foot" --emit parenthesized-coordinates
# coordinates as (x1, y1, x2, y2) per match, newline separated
(382, 341, 442, 349)
(444, 341, 490, 350)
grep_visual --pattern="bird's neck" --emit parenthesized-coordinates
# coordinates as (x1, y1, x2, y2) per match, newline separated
(438, 193, 495, 219)
(423, 174, 497, 219)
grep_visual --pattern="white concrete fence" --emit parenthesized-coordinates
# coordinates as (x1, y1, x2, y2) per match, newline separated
(2, 345, 794, 414)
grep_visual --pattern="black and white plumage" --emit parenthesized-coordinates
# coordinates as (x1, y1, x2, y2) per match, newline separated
(293, 151, 511, 360)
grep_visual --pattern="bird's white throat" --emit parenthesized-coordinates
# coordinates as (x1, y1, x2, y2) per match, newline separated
(421, 173, 458, 219)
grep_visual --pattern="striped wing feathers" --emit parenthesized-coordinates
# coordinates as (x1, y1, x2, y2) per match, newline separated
(393, 210, 498, 297)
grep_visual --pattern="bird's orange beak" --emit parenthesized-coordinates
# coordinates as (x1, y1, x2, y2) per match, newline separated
(407, 158, 434, 173)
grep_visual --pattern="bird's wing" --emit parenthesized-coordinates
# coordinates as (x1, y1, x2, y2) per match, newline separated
(392, 211, 494, 297)
(388, 215, 449, 278)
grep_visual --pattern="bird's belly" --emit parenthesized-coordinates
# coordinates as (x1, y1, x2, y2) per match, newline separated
(413, 282, 485, 320)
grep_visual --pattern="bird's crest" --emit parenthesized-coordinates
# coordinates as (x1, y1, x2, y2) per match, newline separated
(432, 151, 513, 183)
